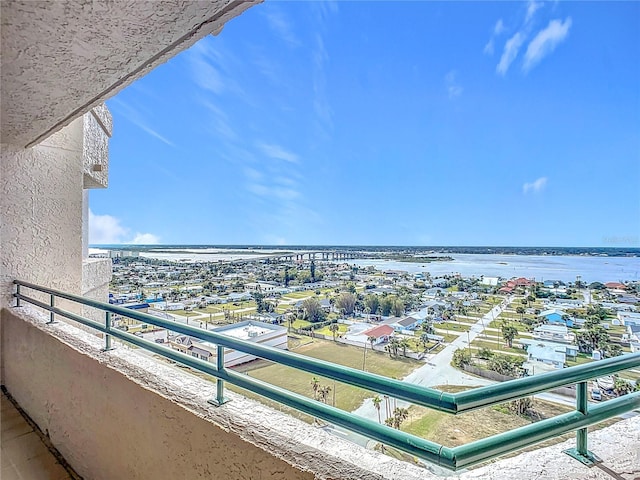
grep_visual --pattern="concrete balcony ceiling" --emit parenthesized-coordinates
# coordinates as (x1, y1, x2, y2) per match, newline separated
(0, 0, 260, 148)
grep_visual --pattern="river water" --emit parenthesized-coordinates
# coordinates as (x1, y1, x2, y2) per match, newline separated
(351, 254, 640, 283)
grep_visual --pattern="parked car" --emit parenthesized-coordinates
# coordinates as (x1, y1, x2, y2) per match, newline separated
(591, 389, 602, 401)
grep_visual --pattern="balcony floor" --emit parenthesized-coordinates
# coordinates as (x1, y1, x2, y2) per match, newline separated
(1, 390, 76, 480)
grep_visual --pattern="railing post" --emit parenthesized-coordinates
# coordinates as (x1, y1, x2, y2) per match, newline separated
(208, 344, 229, 407)
(103, 311, 114, 351)
(47, 294, 56, 324)
(564, 381, 601, 466)
(15, 283, 21, 307)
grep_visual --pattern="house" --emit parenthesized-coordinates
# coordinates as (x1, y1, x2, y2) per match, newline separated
(245, 312, 285, 324)
(170, 321, 288, 367)
(533, 324, 575, 344)
(538, 309, 573, 327)
(617, 311, 640, 326)
(154, 302, 185, 311)
(605, 282, 627, 291)
(393, 316, 422, 331)
(627, 324, 640, 343)
(519, 339, 578, 359)
(361, 325, 395, 345)
(526, 345, 566, 369)
(245, 282, 277, 293)
(319, 298, 332, 312)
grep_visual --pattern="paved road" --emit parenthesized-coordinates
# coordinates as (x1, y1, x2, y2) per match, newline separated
(352, 299, 511, 422)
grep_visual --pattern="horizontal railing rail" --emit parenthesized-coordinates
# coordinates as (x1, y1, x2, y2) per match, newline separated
(13, 280, 640, 470)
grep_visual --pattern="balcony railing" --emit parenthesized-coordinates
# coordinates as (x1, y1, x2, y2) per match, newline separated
(13, 280, 640, 471)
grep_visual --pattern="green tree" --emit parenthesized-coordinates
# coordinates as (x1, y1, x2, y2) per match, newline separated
(488, 353, 522, 376)
(310, 377, 320, 400)
(372, 395, 383, 424)
(392, 299, 405, 317)
(364, 294, 380, 316)
(336, 292, 356, 316)
(452, 348, 472, 368)
(502, 323, 518, 348)
(385, 336, 401, 358)
(329, 322, 339, 341)
(380, 297, 394, 316)
(577, 325, 610, 353)
(515, 306, 525, 321)
(252, 292, 266, 313)
(389, 407, 409, 429)
(399, 338, 410, 357)
(614, 377, 633, 397)
(310, 260, 316, 283)
(477, 347, 494, 360)
(302, 297, 325, 323)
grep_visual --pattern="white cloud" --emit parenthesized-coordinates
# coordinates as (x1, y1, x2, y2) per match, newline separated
(258, 142, 299, 163)
(497, 32, 525, 75)
(526, 1, 543, 23)
(109, 99, 175, 147)
(130, 233, 160, 244)
(523, 17, 572, 72)
(264, 8, 299, 47)
(483, 19, 505, 55)
(89, 210, 160, 244)
(445, 71, 463, 99)
(523, 177, 548, 194)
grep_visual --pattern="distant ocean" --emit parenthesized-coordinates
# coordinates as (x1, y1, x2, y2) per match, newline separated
(92, 245, 640, 284)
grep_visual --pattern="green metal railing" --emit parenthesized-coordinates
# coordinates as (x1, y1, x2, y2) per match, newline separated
(13, 280, 640, 470)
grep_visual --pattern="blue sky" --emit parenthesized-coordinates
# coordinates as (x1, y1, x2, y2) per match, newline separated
(90, 1, 640, 247)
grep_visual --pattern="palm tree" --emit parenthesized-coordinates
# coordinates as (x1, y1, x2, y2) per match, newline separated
(390, 407, 409, 429)
(363, 335, 376, 371)
(329, 322, 339, 341)
(399, 338, 410, 357)
(502, 323, 518, 348)
(318, 385, 332, 404)
(372, 395, 382, 424)
(310, 377, 320, 401)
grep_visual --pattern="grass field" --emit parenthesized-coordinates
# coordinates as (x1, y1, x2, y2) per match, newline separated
(314, 323, 349, 337)
(403, 394, 573, 447)
(230, 338, 422, 413)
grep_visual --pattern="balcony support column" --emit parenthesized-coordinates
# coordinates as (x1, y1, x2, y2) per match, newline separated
(564, 381, 601, 466)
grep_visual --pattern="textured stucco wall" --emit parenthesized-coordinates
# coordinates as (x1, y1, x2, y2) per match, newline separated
(81, 258, 112, 323)
(1, 0, 261, 147)
(2, 308, 639, 480)
(83, 105, 111, 189)
(0, 118, 85, 309)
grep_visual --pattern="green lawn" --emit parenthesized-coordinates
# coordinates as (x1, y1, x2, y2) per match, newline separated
(470, 338, 527, 356)
(436, 321, 473, 332)
(169, 310, 201, 317)
(291, 319, 312, 329)
(314, 323, 348, 337)
(281, 291, 318, 300)
(231, 338, 422, 413)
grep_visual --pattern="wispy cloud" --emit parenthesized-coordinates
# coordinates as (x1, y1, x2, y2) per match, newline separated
(258, 142, 299, 163)
(523, 177, 548, 194)
(445, 71, 463, 99)
(89, 210, 160, 244)
(484, 19, 505, 55)
(523, 18, 572, 72)
(187, 39, 245, 99)
(497, 32, 525, 75)
(526, 1, 543, 23)
(109, 98, 175, 147)
(263, 7, 300, 47)
(493, 0, 545, 75)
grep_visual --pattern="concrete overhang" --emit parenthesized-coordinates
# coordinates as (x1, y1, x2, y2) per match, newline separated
(0, 0, 261, 148)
